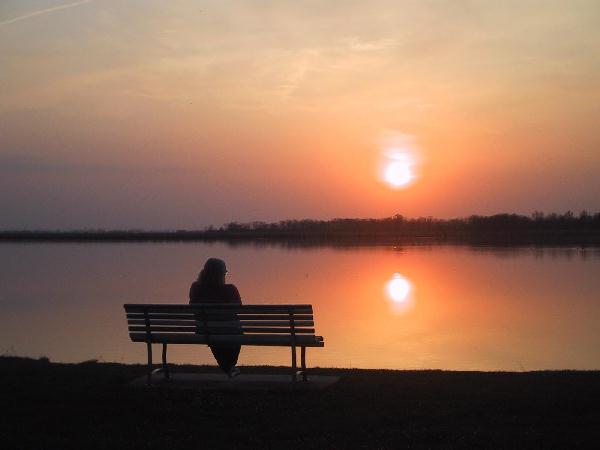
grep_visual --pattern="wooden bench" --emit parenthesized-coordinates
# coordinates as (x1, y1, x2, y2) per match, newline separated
(124, 303, 325, 384)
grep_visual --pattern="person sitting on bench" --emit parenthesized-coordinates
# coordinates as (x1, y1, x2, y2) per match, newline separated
(189, 258, 242, 378)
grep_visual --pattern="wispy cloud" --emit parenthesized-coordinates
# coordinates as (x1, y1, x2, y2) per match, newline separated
(0, 0, 92, 27)
(0, 155, 187, 175)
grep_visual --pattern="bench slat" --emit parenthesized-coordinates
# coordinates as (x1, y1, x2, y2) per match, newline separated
(126, 319, 314, 327)
(127, 319, 196, 326)
(125, 303, 313, 308)
(214, 314, 312, 320)
(128, 326, 317, 334)
(241, 327, 316, 334)
(237, 320, 315, 327)
(201, 308, 312, 315)
(129, 326, 196, 332)
(126, 313, 197, 320)
(129, 332, 325, 347)
(126, 313, 313, 321)
(128, 327, 318, 334)
(129, 325, 315, 336)
(124, 304, 313, 314)
(127, 319, 315, 329)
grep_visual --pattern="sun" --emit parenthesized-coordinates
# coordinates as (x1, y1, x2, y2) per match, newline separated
(379, 135, 419, 189)
(384, 160, 413, 188)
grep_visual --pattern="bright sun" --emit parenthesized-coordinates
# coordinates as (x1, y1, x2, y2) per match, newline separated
(384, 161, 413, 188)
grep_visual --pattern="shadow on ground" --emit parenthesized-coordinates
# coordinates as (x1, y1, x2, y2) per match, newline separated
(132, 371, 340, 390)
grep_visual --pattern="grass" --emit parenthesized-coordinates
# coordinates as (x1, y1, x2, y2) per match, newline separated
(1, 356, 600, 449)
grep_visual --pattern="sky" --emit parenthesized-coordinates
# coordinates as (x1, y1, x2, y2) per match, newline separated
(1, 0, 599, 229)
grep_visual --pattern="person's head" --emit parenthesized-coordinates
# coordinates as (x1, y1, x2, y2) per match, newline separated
(198, 257, 227, 287)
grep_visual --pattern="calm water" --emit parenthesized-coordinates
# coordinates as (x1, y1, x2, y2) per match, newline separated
(1, 242, 599, 370)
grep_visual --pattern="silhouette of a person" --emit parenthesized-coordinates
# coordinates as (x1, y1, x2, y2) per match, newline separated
(189, 258, 241, 377)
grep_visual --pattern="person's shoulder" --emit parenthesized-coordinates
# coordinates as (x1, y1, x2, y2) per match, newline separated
(224, 284, 241, 300)
(224, 283, 240, 293)
(189, 280, 201, 303)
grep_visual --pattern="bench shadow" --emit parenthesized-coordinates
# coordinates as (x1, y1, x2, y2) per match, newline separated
(130, 371, 340, 390)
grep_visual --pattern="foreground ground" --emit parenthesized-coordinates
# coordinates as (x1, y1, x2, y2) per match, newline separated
(2, 357, 600, 449)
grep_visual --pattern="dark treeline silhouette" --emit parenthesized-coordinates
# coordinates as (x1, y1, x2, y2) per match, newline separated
(2, 211, 600, 245)
(221, 210, 600, 235)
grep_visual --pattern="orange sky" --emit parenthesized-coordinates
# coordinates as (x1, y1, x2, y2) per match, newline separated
(1, 0, 599, 228)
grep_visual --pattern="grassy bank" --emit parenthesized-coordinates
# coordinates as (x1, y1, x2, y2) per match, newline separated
(2, 356, 600, 449)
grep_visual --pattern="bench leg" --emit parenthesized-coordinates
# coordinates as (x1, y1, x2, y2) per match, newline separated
(146, 343, 153, 386)
(291, 345, 297, 382)
(162, 343, 170, 380)
(301, 346, 307, 381)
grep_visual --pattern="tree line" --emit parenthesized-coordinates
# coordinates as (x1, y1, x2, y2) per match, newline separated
(2, 211, 600, 244)
(218, 211, 600, 236)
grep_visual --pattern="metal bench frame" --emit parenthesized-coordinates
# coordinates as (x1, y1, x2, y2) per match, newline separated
(124, 303, 325, 384)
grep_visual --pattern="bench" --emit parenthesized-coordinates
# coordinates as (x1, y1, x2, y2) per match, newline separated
(124, 303, 325, 384)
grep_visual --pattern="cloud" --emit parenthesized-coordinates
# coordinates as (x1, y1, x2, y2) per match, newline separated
(343, 38, 396, 52)
(0, 0, 92, 27)
(0, 155, 185, 175)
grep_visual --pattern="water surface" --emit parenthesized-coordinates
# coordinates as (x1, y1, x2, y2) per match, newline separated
(1, 243, 599, 370)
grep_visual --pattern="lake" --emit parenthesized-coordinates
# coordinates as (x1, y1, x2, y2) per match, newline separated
(1, 242, 599, 370)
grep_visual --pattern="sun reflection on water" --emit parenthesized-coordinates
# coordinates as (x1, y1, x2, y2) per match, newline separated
(385, 273, 413, 313)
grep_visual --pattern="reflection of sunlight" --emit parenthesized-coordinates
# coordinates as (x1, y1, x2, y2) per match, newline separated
(385, 273, 413, 314)
(387, 273, 411, 303)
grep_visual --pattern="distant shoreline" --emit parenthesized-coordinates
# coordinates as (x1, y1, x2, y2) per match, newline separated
(2, 230, 600, 246)
(3, 213, 600, 246)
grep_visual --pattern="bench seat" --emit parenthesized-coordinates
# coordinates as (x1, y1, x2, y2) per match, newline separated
(130, 332, 324, 346)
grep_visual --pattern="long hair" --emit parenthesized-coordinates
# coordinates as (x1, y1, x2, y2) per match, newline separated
(197, 258, 227, 288)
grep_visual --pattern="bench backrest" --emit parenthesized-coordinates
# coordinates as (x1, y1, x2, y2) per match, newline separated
(124, 303, 316, 342)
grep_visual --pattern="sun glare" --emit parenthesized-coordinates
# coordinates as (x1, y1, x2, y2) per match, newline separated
(386, 273, 411, 303)
(384, 161, 412, 188)
(379, 132, 420, 190)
